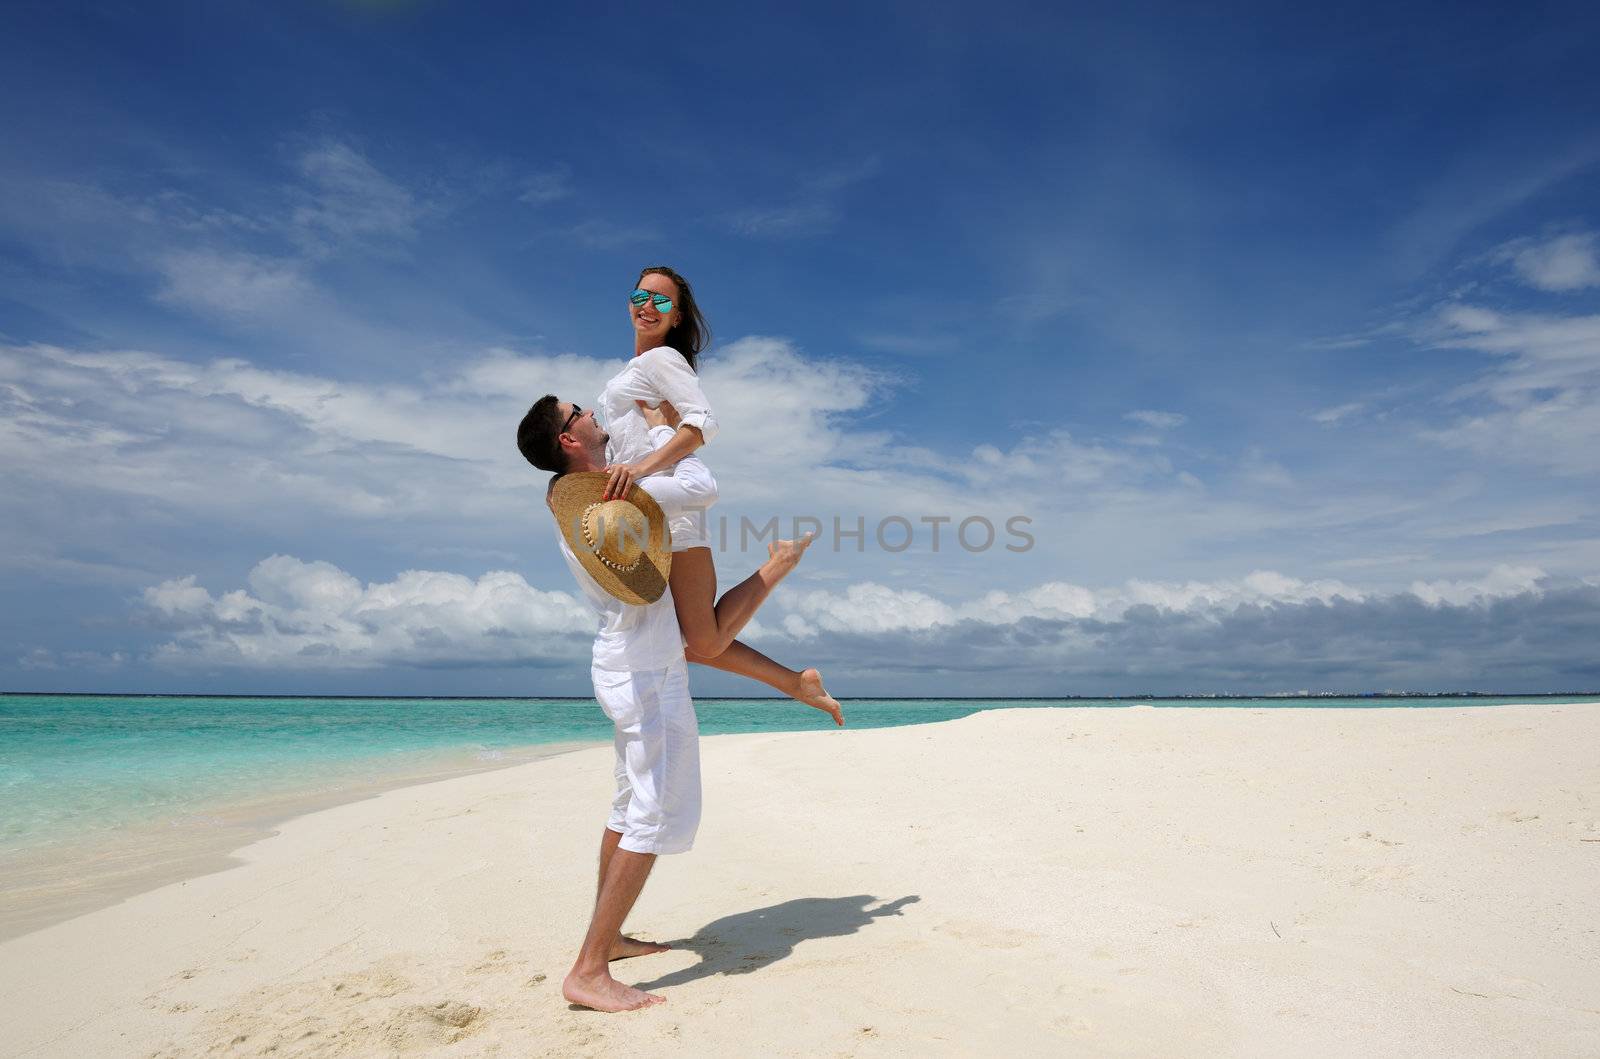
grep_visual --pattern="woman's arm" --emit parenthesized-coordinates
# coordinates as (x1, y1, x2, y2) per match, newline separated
(632, 423, 717, 513)
(602, 420, 702, 500)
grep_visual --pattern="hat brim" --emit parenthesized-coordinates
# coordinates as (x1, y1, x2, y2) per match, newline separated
(549, 472, 672, 605)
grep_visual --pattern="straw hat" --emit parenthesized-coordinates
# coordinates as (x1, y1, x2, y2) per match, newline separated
(549, 471, 672, 604)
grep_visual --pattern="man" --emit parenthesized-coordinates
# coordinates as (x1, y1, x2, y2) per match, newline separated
(515, 393, 818, 1013)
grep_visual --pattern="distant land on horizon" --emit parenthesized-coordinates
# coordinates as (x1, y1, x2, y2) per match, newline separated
(4, 690, 1598, 702)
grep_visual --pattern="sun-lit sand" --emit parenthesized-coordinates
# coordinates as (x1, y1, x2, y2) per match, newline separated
(2, 704, 1597, 1057)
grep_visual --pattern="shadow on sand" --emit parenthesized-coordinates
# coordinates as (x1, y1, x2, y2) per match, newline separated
(633, 894, 920, 991)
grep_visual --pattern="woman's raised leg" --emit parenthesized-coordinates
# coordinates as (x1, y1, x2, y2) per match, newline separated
(669, 538, 812, 660)
(685, 639, 843, 726)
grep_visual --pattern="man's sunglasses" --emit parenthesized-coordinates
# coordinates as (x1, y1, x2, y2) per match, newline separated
(562, 404, 583, 432)
(629, 289, 674, 314)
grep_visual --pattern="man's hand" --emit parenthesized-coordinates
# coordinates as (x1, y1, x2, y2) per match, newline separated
(601, 461, 647, 500)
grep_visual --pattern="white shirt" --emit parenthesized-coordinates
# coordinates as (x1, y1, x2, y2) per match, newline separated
(559, 427, 718, 672)
(601, 345, 720, 467)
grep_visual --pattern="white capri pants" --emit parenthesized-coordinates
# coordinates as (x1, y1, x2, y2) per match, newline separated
(591, 660, 701, 855)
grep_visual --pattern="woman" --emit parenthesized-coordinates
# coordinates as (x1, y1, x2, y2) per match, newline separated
(593, 266, 841, 725)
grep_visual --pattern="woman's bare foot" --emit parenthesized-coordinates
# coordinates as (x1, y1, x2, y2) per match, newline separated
(765, 533, 815, 580)
(562, 969, 665, 1012)
(797, 668, 844, 726)
(609, 935, 671, 961)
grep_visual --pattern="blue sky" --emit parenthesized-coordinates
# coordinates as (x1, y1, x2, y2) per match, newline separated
(3, 0, 1598, 696)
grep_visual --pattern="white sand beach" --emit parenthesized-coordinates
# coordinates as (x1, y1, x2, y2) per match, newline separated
(1, 704, 1597, 1058)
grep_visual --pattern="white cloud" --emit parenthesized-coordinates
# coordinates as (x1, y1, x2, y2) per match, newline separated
(0, 138, 438, 351)
(144, 574, 213, 615)
(567, 218, 659, 249)
(1422, 303, 1600, 473)
(725, 158, 879, 238)
(290, 140, 421, 254)
(518, 167, 572, 206)
(728, 568, 1597, 695)
(1312, 402, 1363, 424)
(2, 330, 1223, 590)
(16, 647, 128, 671)
(6, 321, 1584, 631)
(144, 555, 588, 669)
(0, 341, 614, 530)
(1123, 409, 1186, 429)
(727, 201, 836, 237)
(1386, 144, 1600, 280)
(1408, 564, 1546, 607)
(777, 569, 1371, 638)
(135, 558, 1585, 696)
(17, 648, 56, 671)
(33, 334, 1354, 586)
(785, 582, 955, 635)
(2, 336, 1005, 598)
(1113, 569, 1363, 613)
(155, 249, 311, 316)
(1502, 232, 1600, 292)
(1237, 448, 1294, 489)
(695, 335, 891, 488)
(966, 429, 1159, 489)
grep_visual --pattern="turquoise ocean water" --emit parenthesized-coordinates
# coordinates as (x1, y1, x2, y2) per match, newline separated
(4, 692, 1598, 858)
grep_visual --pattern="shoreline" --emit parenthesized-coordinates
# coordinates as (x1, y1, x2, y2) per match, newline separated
(9, 690, 1600, 700)
(0, 739, 603, 943)
(1, 703, 1597, 1056)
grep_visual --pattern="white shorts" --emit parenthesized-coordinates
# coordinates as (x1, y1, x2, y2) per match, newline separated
(670, 459, 717, 551)
(668, 506, 713, 551)
(591, 660, 701, 855)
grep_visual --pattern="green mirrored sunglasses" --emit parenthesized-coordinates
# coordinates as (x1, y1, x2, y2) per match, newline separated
(629, 288, 674, 314)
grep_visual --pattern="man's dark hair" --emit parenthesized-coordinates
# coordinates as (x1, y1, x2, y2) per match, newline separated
(517, 394, 567, 473)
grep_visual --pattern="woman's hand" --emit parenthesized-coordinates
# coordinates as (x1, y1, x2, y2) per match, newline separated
(601, 461, 647, 501)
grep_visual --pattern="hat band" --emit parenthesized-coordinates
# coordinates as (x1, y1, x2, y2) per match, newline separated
(579, 502, 645, 573)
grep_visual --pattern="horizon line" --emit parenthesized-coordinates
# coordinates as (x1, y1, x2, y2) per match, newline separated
(4, 690, 1599, 702)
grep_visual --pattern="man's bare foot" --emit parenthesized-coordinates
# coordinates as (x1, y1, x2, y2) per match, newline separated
(609, 935, 671, 961)
(562, 969, 665, 1012)
(765, 533, 815, 580)
(797, 668, 844, 726)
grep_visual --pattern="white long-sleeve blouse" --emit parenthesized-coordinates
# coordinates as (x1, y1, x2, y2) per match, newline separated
(599, 345, 720, 467)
